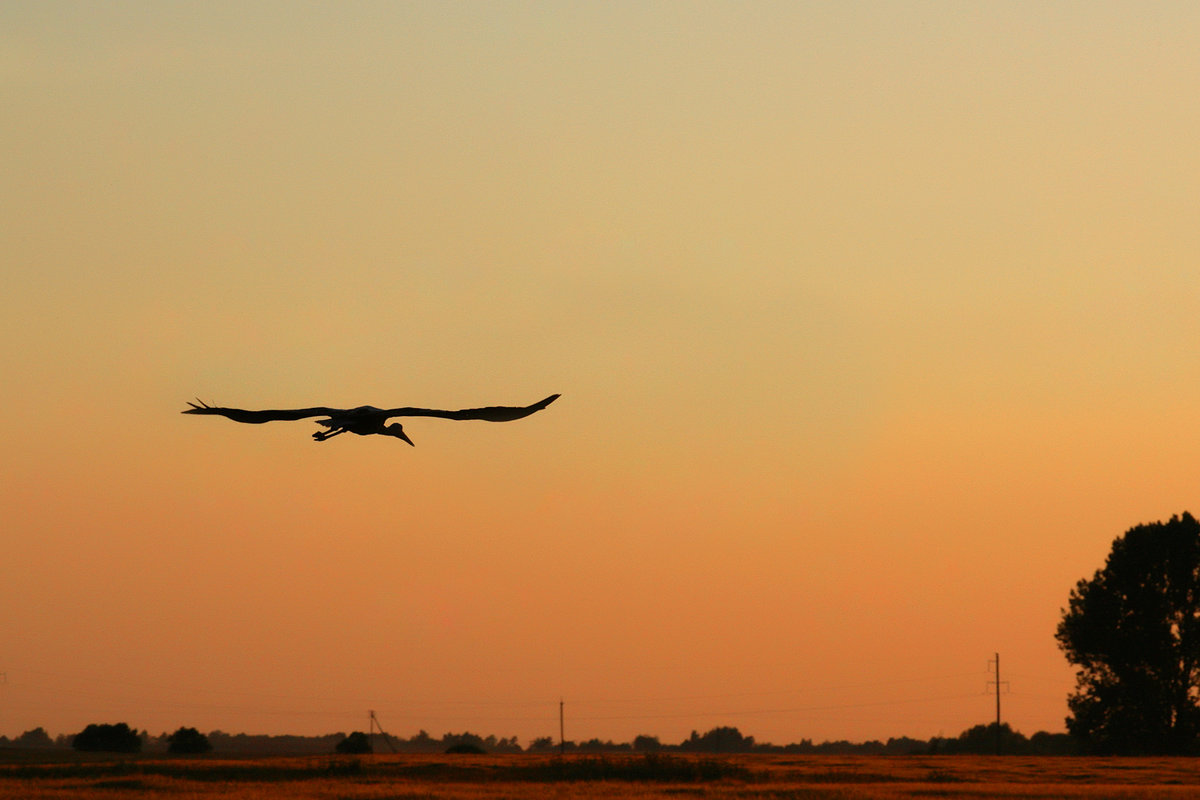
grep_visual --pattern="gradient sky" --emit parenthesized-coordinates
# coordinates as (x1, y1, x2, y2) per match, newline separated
(4, 2, 1200, 746)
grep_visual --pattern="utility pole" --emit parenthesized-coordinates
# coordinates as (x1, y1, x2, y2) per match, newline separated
(986, 653, 1009, 754)
(559, 698, 565, 757)
(369, 709, 398, 753)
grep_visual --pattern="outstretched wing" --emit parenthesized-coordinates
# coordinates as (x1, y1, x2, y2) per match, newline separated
(381, 393, 560, 422)
(182, 400, 343, 424)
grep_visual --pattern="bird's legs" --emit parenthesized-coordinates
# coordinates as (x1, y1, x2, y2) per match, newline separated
(312, 427, 347, 442)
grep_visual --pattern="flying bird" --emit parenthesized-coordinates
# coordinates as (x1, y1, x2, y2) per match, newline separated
(183, 394, 559, 445)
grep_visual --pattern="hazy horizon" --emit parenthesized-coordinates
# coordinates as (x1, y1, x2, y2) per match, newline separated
(7, 716, 1050, 749)
(5, 2, 1199, 746)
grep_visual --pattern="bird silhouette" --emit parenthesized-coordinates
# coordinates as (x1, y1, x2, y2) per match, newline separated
(183, 394, 559, 445)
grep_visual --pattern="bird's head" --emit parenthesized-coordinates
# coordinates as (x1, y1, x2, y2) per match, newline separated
(386, 422, 415, 446)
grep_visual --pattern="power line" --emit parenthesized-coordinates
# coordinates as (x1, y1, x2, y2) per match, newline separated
(1, 665, 991, 710)
(368, 710, 397, 753)
(1, 662, 1061, 740)
(571, 691, 991, 722)
(565, 671, 990, 707)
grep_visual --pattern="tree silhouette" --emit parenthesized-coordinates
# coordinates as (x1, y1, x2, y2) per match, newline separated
(678, 726, 755, 752)
(73, 723, 141, 753)
(930, 723, 1029, 754)
(1056, 512, 1200, 754)
(167, 727, 212, 754)
(12, 727, 53, 748)
(632, 734, 662, 751)
(335, 731, 372, 754)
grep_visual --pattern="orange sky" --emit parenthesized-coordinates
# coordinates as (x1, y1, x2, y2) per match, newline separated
(4, 2, 1200, 745)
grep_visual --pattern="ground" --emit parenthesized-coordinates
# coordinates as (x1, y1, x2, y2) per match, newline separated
(2, 751, 1198, 799)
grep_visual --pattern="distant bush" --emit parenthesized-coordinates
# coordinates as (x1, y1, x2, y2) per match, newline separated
(13, 727, 54, 748)
(442, 732, 491, 753)
(678, 726, 755, 752)
(73, 723, 141, 753)
(336, 732, 373, 754)
(167, 727, 211, 754)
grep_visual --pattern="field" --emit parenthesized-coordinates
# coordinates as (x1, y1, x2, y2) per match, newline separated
(3, 752, 1200, 799)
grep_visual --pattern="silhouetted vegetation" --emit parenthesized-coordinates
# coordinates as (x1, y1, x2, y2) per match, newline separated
(5, 728, 53, 748)
(779, 735, 930, 755)
(441, 731, 520, 753)
(927, 723, 1077, 755)
(335, 731, 372, 754)
(72, 723, 141, 753)
(633, 734, 663, 751)
(202, 731, 347, 755)
(1057, 512, 1200, 755)
(167, 726, 211, 754)
(4, 722, 1077, 757)
(679, 726, 755, 752)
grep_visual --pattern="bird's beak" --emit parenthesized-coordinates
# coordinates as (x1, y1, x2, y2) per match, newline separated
(386, 423, 415, 446)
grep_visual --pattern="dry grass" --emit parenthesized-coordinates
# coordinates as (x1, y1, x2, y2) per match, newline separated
(2, 752, 1200, 799)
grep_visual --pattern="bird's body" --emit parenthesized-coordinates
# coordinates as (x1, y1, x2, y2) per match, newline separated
(312, 406, 414, 442)
(183, 394, 559, 445)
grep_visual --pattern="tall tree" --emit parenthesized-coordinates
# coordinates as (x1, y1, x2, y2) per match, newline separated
(1056, 512, 1200, 754)
(72, 723, 141, 753)
(335, 731, 372, 754)
(167, 727, 212, 754)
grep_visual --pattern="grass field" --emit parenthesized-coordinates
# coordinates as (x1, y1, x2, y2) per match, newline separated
(3, 752, 1200, 799)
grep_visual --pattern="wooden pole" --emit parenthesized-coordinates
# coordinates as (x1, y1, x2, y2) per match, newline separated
(993, 654, 1001, 755)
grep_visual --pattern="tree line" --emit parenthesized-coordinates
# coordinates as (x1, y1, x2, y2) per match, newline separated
(1, 723, 1074, 756)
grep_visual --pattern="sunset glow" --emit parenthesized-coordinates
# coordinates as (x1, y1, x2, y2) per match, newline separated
(4, 2, 1200, 747)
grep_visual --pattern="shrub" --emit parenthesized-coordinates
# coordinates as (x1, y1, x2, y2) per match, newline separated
(73, 723, 141, 753)
(14, 727, 53, 748)
(167, 727, 212, 754)
(336, 732, 373, 754)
